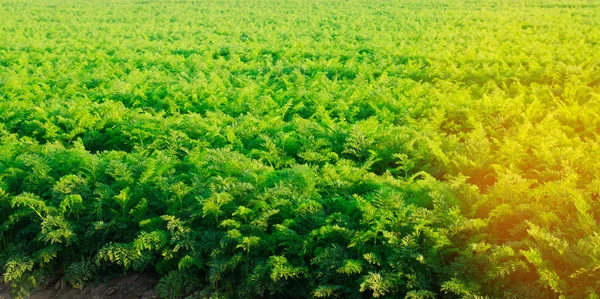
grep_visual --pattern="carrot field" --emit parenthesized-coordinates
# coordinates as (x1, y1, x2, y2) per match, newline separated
(1, 0, 599, 298)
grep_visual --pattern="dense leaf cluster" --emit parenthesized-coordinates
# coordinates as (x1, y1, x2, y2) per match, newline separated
(0, 0, 599, 298)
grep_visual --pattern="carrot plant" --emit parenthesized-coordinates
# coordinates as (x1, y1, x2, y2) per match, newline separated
(0, 0, 599, 298)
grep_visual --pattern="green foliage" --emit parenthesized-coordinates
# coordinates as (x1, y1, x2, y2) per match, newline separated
(0, 0, 599, 298)
(156, 270, 199, 299)
(2, 256, 41, 299)
(64, 260, 96, 290)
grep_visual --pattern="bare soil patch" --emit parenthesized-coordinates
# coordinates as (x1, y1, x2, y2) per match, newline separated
(0, 274, 158, 299)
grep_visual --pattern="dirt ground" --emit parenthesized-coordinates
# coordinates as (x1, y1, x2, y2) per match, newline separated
(0, 273, 159, 299)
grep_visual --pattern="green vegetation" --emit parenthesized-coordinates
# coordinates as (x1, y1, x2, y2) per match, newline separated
(1, 0, 599, 298)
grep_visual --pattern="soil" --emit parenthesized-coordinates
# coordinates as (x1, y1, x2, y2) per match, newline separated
(0, 273, 159, 299)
